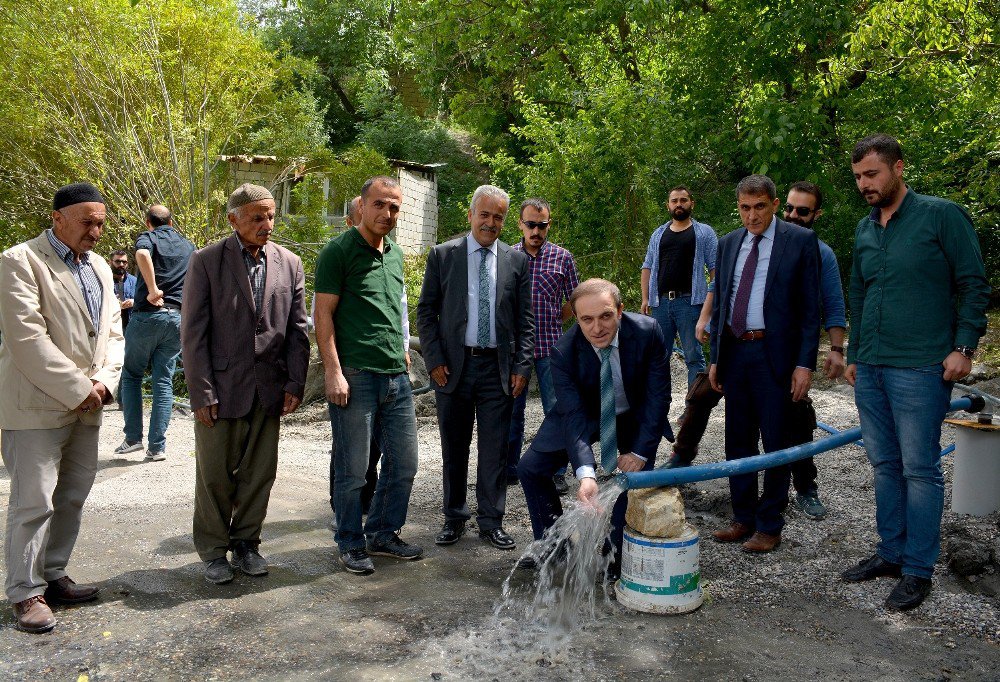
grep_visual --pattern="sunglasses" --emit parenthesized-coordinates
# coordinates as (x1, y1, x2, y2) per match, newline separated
(521, 220, 550, 230)
(784, 204, 815, 217)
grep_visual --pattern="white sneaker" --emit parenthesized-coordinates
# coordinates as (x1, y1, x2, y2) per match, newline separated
(144, 449, 166, 462)
(114, 439, 143, 455)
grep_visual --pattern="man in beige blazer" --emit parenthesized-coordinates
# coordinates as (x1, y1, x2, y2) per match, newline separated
(181, 183, 309, 585)
(0, 182, 124, 633)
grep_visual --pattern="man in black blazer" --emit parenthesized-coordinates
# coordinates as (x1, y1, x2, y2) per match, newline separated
(517, 279, 670, 578)
(417, 185, 535, 550)
(709, 174, 820, 552)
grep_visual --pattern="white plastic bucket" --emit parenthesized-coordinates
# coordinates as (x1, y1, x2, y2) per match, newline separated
(615, 523, 702, 614)
(952, 425, 1000, 516)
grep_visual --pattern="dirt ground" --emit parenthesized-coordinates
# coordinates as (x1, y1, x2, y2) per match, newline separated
(1, 369, 998, 681)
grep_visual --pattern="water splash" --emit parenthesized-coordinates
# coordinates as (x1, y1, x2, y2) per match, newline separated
(422, 480, 626, 679)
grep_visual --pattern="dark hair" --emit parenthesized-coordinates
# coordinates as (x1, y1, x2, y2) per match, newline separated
(788, 181, 823, 210)
(570, 278, 622, 313)
(361, 175, 400, 199)
(110, 249, 128, 258)
(851, 134, 903, 165)
(668, 185, 692, 201)
(519, 197, 550, 219)
(736, 174, 777, 201)
(146, 205, 172, 227)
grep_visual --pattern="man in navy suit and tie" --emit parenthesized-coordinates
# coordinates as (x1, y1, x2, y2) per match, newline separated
(517, 278, 670, 579)
(709, 174, 821, 553)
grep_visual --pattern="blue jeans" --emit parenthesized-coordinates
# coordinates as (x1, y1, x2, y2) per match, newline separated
(121, 309, 181, 452)
(329, 369, 418, 553)
(650, 296, 705, 388)
(507, 357, 558, 478)
(854, 363, 951, 579)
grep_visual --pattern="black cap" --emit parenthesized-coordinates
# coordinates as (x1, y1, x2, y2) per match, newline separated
(53, 182, 106, 211)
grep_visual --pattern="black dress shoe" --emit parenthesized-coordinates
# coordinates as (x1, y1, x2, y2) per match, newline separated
(841, 554, 902, 582)
(480, 527, 516, 550)
(435, 521, 466, 546)
(885, 575, 932, 611)
(553, 474, 569, 496)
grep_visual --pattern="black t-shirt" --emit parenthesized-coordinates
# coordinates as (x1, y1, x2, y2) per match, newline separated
(133, 227, 195, 312)
(656, 225, 696, 296)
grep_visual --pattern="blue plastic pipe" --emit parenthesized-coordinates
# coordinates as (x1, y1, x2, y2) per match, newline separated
(618, 396, 980, 490)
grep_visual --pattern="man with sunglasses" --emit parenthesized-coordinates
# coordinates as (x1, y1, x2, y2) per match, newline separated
(507, 198, 580, 495)
(779, 181, 847, 520)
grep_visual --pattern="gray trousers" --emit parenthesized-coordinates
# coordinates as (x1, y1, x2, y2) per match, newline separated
(2, 422, 100, 603)
(192, 396, 280, 561)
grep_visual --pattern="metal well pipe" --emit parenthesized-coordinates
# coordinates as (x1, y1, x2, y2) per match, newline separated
(618, 396, 983, 490)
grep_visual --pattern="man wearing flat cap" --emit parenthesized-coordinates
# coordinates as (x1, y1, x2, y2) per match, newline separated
(0, 182, 124, 633)
(181, 183, 310, 585)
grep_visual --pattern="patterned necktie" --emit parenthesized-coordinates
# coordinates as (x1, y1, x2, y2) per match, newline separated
(599, 346, 619, 473)
(729, 234, 763, 337)
(477, 247, 491, 347)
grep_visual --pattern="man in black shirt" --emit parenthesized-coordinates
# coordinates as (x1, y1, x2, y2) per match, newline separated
(115, 205, 195, 462)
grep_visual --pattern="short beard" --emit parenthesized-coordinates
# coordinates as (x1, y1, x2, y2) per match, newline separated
(671, 207, 692, 222)
(873, 176, 904, 208)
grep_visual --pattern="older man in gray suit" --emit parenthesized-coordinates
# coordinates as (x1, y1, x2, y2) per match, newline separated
(417, 184, 534, 550)
(181, 183, 310, 585)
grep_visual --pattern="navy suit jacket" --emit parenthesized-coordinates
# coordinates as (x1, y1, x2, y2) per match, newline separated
(531, 312, 670, 471)
(710, 218, 821, 382)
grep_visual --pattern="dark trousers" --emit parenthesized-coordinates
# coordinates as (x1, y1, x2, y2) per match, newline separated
(517, 418, 653, 561)
(672, 371, 724, 463)
(435, 354, 513, 531)
(787, 398, 819, 495)
(720, 340, 792, 535)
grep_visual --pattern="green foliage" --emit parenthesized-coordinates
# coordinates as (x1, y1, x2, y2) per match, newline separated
(0, 0, 328, 252)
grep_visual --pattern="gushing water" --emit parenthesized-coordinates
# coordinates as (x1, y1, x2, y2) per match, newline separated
(422, 480, 627, 679)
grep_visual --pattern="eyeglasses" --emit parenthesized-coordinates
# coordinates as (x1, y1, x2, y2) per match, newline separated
(521, 220, 550, 230)
(784, 204, 815, 217)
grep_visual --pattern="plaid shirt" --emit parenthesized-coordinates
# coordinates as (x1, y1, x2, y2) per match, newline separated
(242, 245, 267, 315)
(46, 229, 103, 332)
(513, 239, 580, 359)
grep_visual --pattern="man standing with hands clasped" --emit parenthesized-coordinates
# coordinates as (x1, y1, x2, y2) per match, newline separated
(0, 182, 124, 633)
(841, 134, 989, 611)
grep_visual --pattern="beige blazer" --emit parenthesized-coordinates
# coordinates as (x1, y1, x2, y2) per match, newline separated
(0, 232, 124, 430)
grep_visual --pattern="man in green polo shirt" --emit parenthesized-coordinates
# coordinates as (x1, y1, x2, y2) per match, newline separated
(314, 175, 421, 576)
(842, 134, 990, 611)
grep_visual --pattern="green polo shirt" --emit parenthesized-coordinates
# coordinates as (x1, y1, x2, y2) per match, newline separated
(847, 189, 990, 368)
(314, 227, 406, 374)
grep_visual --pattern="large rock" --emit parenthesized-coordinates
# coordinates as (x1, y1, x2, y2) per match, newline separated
(947, 533, 993, 576)
(625, 486, 686, 538)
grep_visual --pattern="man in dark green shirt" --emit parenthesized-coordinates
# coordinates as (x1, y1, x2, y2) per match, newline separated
(314, 175, 421, 576)
(842, 134, 990, 612)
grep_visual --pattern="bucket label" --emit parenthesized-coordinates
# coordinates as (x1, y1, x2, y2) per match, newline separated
(618, 572, 700, 595)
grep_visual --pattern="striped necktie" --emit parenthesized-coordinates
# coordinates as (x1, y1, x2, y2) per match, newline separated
(477, 247, 491, 347)
(599, 346, 619, 473)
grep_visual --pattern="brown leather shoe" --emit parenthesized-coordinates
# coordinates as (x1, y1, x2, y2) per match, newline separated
(712, 522, 754, 543)
(13, 595, 57, 633)
(742, 531, 781, 553)
(44, 576, 100, 604)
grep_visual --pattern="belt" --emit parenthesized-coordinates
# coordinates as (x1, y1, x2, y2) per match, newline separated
(726, 326, 765, 341)
(663, 291, 691, 301)
(465, 346, 498, 357)
(162, 302, 181, 311)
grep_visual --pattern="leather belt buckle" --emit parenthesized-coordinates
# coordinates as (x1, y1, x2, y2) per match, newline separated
(466, 346, 497, 357)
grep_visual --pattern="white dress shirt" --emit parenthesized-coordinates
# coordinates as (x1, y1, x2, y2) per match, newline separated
(464, 235, 498, 348)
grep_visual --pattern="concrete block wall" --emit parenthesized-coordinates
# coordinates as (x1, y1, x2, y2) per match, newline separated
(392, 168, 438, 255)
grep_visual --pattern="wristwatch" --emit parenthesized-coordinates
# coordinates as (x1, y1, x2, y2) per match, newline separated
(830, 345, 845, 354)
(954, 345, 976, 359)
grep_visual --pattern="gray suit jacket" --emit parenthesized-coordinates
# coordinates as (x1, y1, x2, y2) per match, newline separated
(417, 235, 534, 395)
(181, 234, 310, 419)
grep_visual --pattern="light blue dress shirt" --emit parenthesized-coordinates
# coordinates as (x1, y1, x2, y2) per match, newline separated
(464, 235, 498, 347)
(726, 217, 776, 331)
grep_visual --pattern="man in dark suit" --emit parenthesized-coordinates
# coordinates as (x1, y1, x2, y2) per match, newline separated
(709, 174, 820, 553)
(517, 278, 670, 578)
(182, 183, 310, 585)
(417, 184, 535, 550)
